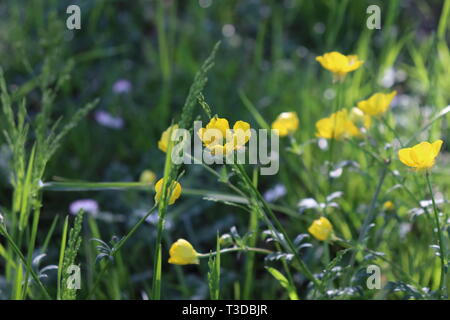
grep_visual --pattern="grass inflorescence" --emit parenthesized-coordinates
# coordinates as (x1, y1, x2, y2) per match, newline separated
(0, 0, 449, 301)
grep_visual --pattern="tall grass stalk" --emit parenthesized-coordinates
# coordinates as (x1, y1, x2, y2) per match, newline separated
(150, 42, 220, 299)
(425, 172, 447, 295)
(344, 164, 388, 284)
(151, 126, 175, 300)
(208, 233, 221, 300)
(0, 224, 51, 299)
(1, 64, 97, 299)
(243, 169, 260, 300)
(57, 216, 69, 300)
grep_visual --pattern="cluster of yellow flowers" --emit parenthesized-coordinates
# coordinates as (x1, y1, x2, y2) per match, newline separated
(270, 52, 398, 143)
(197, 117, 251, 155)
(314, 91, 397, 140)
(155, 50, 445, 262)
(297, 51, 443, 240)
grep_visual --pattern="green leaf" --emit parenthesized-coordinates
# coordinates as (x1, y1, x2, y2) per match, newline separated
(265, 267, 299, 300)
(239, 90, 270, 130)
(208, 233, 221, 300)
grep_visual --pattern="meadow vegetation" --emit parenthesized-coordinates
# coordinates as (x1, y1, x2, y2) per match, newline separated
(0, 0, 450, 300)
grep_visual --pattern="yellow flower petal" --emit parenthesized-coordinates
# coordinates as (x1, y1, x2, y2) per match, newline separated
(308, 217, 333, 241)
(232, 120, 252, 145)
(315, 109, 360, 140)
(198, 117, 251, 155)
(271, 112, 299, 137)
(411, 142, 435, 168)
(382, 201, 394, 211)
(357, 91, 397, 116)
(154, 178, 182, 205)
(398, 140, 443, 170)
(432, 139, 443, 157)
(158, 124, 179, 153)
(398, 148, 415, 167)
(198, 117, 231, 147)
(168, 239, 199, 265)
(207, 117, 229, 138)
(316, 52, 364, 78)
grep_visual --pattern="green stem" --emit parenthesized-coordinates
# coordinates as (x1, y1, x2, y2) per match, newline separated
(334, 237, 427, 294)
(21, 203, 41, 299)
(115, 206, 158, 254)
(348, 139, 433, 218)
(85, 204, 157, 299)
(356, 165, 388, 244)
(234, 163, 320, 287)
(198, 246, 273, 258)
(345, 164, 388, 284)
(0, 225, 51, 299)
(380, 115, 403, 147)
(243, 170, 259, 300)
(425, 172, 446, 296)
(151, 126, 176, 300)
(41, 181, 299, 218)
(156, 0, 171, 82)
(327, 80, 344, 201)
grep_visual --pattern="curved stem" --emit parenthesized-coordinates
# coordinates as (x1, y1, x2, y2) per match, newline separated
(233, 163, 321, 287)
(85, 204, 157, 299)
(0, 225, 51, 300)
(380, 115, 404, 147)
(344, 165, 387, 284)
(198, 246, 273, 258)
(327, 80, 343, 201)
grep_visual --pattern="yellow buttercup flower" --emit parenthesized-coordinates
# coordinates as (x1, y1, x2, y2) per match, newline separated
(350, 107, 372, 129)
(154, 178, 182, 205)
(271, 112, 299, 137)
(198, 117, 230, 145)
(308, 217, 333, 241)
(198, 117, 251, 155)
(357, 91, 397, 116)
(315, 109, 360, 140)
(139, 170, 156, 184)
(316, 52, 364, 80)
(398, 140, 443, 170)
(158, 124, 179, 153)
(168, 239, 199, 265)
(231, 120, 252, 147)
(382, 201, 394, 211)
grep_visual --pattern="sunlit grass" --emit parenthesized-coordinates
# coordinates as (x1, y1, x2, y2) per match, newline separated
(0, 0, 449, 300)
